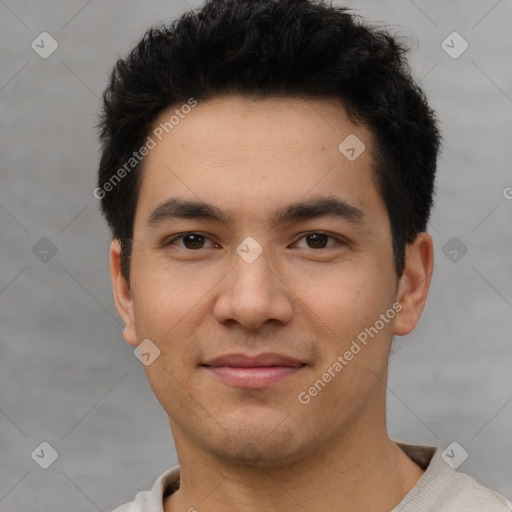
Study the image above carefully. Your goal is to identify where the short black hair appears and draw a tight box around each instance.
[97,0,441,282]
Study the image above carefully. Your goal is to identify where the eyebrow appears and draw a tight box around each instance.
[145,196,365,228]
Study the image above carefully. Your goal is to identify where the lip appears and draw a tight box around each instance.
[204,353,304,368]
[202,352,306,389]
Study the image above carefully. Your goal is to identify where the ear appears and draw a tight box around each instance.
[110,239,138,346]
[394,232,434,336]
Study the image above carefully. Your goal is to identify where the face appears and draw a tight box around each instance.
[111,95,430,468]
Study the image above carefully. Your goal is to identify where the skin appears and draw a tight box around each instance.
[110,95,434,511]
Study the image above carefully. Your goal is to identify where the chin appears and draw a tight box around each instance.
[205,426,309,470]
[224,444,302,470]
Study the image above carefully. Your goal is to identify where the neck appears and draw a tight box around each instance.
[164,423,424,512]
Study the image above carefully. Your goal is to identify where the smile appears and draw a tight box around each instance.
[202,352,306,389]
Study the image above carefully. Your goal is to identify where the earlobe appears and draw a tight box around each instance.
[393,232,434,337]
[110,239,138,346]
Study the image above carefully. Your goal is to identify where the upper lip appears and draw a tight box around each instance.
[203,353,305,368]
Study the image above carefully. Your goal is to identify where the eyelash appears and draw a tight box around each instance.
[162,232,346,250]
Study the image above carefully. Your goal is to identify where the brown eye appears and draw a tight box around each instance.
[165,233,216,250]
[294,232,342,249]
[305,233,329,248]
[182,234,206,249]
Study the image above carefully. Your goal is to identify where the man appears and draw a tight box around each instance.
[96,0,512,510]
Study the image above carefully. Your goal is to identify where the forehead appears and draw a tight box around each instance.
[134,95,382,229]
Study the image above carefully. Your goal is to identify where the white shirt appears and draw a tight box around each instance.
[110,442,512,511]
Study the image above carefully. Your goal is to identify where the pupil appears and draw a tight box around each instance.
[184,234,204,249]
[307,233,327,248]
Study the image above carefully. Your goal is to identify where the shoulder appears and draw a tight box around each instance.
[108,466,181,512]
[436,469,512,511]
[109,490,150,512]
[109,497,144,512]
[394,442,512,512]
[447,470,512,512]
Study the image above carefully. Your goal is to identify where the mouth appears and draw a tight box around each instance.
[201,353,307,389]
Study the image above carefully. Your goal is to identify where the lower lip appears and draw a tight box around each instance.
[204,366,304,389]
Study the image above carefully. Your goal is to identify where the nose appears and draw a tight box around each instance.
[212,244,294,330]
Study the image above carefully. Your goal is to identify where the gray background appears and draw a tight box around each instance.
[1,0,511,510]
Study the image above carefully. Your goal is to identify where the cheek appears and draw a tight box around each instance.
[129,249,223,334]
[291,260,394,330]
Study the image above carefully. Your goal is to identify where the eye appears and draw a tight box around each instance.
[164,232,219,250]
[162,232,344,251]
[293,232,344,249]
